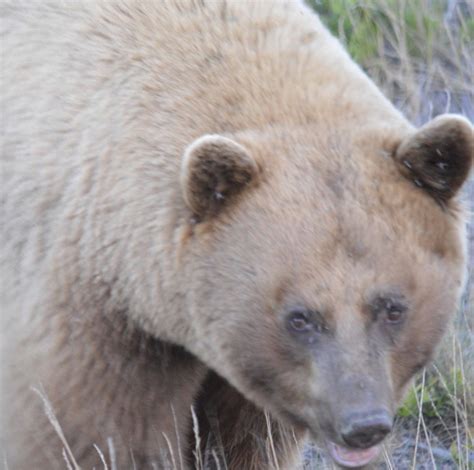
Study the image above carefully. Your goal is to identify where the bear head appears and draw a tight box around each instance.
[179,115,472,468]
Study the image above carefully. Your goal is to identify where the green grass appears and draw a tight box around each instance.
[309,0,474,123]
[309,0,474,61]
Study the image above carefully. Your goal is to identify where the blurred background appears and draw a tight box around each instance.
[303,1,473,468]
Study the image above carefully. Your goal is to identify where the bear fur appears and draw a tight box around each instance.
[1,1,472,469]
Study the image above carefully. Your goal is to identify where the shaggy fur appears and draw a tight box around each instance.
[1,1,472,469]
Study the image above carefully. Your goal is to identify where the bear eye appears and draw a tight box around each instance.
[380,298,406,325]
[286,309,326,335]
[384,303,405,324]
[288,311,311,332]
[370,295,407,326]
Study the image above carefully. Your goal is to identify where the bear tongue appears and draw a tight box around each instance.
[328,441,381,468]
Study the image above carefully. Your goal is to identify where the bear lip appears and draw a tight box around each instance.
[327,441,381,468]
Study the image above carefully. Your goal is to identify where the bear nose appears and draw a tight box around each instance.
[340,409,393,449]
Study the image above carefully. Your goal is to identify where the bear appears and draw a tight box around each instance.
[1,1,472,469]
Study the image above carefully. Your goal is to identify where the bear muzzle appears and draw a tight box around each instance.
[325,408,393,468]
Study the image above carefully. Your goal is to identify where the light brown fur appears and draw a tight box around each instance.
[1,1,472,469]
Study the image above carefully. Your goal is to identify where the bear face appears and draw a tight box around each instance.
[180,117,472,467]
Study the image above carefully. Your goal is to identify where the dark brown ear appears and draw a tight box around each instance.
[181,134,258,218]
[394,114,473,203]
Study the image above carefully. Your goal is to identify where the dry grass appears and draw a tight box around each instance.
[32,387,81,470]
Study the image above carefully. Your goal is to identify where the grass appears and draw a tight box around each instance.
[308,0,474,123]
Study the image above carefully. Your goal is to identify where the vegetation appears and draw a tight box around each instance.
[308,0,473,124]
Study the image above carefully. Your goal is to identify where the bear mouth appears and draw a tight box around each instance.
[327,441,381,468]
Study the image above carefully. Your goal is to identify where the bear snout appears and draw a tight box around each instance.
[339,408,393,449]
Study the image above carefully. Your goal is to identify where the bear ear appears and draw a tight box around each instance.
[394,114,473,203]
[181,134,259,219]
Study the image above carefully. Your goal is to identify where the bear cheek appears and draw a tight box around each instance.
[390,352,427,401]
[388,283,457,396]
[389,320,446,397]
[230,325,311,405]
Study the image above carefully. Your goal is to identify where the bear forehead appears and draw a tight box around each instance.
[239,133,464,265]
[216,162,464,300]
